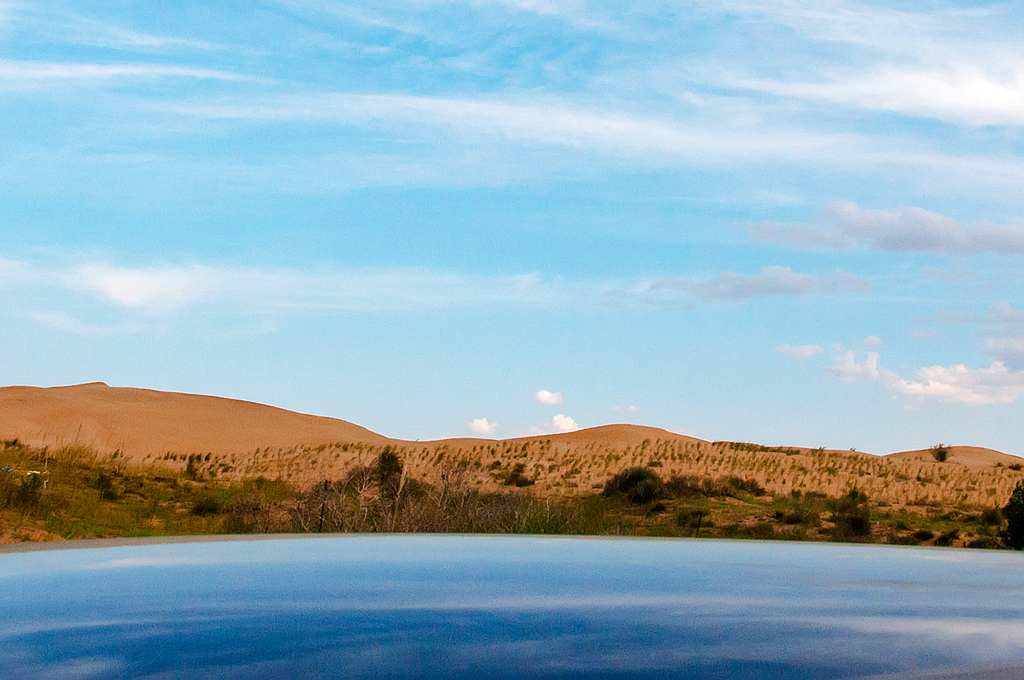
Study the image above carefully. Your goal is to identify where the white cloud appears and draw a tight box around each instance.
[52,261,569,312]
[862,335,882,347]
[746,201,1024,256]
[731,61,1024,128]
[530,413,579,434]
[826,338,1024,406]
[0,59,252,89]
[534,389,563,405]
[0,253,880,322]
[778,344,823,361]
[467,417,498,437]
[649,266,869,303]
[830,350,880,383]
[72,263,223,309]
[886,361,1024,406]
[162,91,900,170]
[610,405,640,413]
[551,414,578,432]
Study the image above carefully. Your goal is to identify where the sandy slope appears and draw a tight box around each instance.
[884,447,1023,469]
[0,383,390,456]
[2,383,1022,506]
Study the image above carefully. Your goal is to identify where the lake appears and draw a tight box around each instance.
[1,535,1022,679]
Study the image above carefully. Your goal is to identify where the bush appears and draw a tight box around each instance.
[667,475,765,499]
[604,467,666,504]
[503,463,534,487]
[931,444,949,462]
[191,493,223,516]
[828,489,871,540]
[1000,481,1024,549]
[980,506,1004,526]
[91,470,121,501]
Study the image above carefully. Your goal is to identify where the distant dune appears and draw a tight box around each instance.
[0,382,391,457]
[884,446,1023,469]
[1,382,1022,506]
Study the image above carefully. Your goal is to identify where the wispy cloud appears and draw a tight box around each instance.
[729,63,1024,128]
[746,201,1024,256]
[0,59,254,88]
[56,15,223,52]
[3,254,874,323]
[649,266,869,303]
[65,262,564,312]
[940,303,1024,371]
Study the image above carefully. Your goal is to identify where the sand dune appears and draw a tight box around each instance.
[2,382,1022,506]
[0,382,390,457]
[884,446,1023,469]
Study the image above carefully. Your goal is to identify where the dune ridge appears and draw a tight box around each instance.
[1,383,1021,506]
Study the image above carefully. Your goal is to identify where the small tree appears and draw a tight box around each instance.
[1001,481,1024,550]
[375,448,403,501]
[931,444,949,463]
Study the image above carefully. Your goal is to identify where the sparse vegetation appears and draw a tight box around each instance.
[931,444,949,463]
[0,441,1021,548]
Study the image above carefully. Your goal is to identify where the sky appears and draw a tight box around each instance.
[1,1,1023,454]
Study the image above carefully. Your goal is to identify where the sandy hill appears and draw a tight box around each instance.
[0,383,390,457]
[884,446,1023,469]
[2,383,1022,507]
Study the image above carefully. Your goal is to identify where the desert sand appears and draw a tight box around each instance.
[2,383,1021,506]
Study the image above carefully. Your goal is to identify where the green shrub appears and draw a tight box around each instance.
[191,493,223,516]
[1000,481,1024,549]
[931,444,949,462]
[980,506,1004,526]
[503,463,534,487]
[604,467,665,504]
[828,489,871,540]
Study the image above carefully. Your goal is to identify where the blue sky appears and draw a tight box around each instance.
[1,0,1023,454]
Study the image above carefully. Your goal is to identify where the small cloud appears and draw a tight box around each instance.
[778,344,823,360]
[862,335,883,347]
[552,414,579,432]
[530,414,579,434]
[611,405,641,413]
[649,266,869,303]
[534,389,563,405]
[911,330,939,341]
[466,418,498,437]
[745,201,1024,256]
[830,351,881,383]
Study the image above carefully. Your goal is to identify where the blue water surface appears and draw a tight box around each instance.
[1,535,1022,679]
